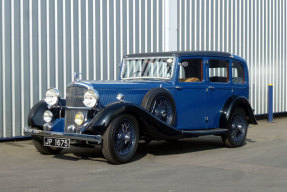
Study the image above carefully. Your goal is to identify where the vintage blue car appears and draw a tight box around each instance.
[25,51,257,164]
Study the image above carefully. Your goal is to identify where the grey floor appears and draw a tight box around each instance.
[1,117,287,192]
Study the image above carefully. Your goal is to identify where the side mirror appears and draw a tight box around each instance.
[179,61,188,68]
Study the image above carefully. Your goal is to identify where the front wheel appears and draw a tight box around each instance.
[102,114,139,164]
[222,108,248,148]
[32,136,63,155]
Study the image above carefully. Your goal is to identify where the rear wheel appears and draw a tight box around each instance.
[222,108,248,147]
[32,136,63,155]
[102,114,139,164]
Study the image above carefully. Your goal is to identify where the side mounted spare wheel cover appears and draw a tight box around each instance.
[141,88,176,126]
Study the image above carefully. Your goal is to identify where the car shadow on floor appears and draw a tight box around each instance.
[134,136,256,161]
[53,145,105,162]
[52,136,256,163]
[137,136,223,157]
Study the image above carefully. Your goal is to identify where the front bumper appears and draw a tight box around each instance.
[24,127,102,144]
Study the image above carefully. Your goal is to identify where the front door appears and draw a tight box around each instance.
[174,58,208,130]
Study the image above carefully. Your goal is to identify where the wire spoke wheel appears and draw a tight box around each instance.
[222,108,248,148]
[141,88,176,126]
[150,96,174,125]
[113,120,136,156]
[102,114,139,164]
[230,114,247,141]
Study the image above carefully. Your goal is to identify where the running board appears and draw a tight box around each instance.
[182,128,229,137]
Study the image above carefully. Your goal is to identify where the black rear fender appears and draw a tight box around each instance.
[219,96,257,128]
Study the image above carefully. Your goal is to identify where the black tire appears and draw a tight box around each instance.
[222,108,249,148]
[102,114,139,164]
[32,136,63,155]
[141,88,176,126]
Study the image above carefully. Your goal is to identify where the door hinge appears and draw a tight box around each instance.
[205,116,209,122]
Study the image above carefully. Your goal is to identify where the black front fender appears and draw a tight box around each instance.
[219,96,257,128]
[28,100,65,129]
[28,100,48,128]
[83,102,183,140]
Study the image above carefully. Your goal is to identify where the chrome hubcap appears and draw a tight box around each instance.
[124,134,131,144]
[161,110,167,118]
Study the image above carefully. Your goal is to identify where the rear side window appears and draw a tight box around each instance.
[209,59,229,83]
[232,61,245,84]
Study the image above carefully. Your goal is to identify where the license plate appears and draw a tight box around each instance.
[44,137,70,148]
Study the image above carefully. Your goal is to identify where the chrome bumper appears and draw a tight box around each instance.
[24,127,102,144]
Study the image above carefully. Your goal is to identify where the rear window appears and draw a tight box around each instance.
[232,61,245,84]
[209,59,229,83]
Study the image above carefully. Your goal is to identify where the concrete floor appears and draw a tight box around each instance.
[1,118,287,192]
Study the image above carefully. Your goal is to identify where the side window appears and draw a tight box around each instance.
[178,59,203,82]
[232,61,245,84]
[209,59,229,83]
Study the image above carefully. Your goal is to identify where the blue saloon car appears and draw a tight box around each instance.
[25,51,257,164]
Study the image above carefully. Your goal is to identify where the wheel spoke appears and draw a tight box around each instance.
[150,96,174,125]
[113,119,136,156]
[231,114,247,141]
[115,137,125,148]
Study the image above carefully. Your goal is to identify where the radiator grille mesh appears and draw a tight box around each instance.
[65,86,88,131]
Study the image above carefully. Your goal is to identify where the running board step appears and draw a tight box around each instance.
[182,128,228,137]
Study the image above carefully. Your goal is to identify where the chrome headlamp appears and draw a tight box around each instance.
[44,88,61,107]
[43,110,53,123]
[83,89,99,108]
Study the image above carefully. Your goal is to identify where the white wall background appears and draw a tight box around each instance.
[0,0,286,138]
[177,0,287,116]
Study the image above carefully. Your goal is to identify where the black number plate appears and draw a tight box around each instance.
[44,137,70,148]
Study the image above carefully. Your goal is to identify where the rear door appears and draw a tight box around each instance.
[206,58,232,128]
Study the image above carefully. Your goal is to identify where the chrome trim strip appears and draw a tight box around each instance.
[67,82,93,89]
[24,127,102,144]
[65,106,90,110]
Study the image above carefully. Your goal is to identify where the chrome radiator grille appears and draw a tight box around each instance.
[65,86,88,132]
[66,86,87,107]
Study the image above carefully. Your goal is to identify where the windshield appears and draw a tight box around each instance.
[121,57,175,80]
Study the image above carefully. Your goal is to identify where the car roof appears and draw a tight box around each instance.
[124,51,246,63]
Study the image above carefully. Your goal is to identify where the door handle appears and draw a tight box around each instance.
[208,86,215,89]
[175,86,183,89]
